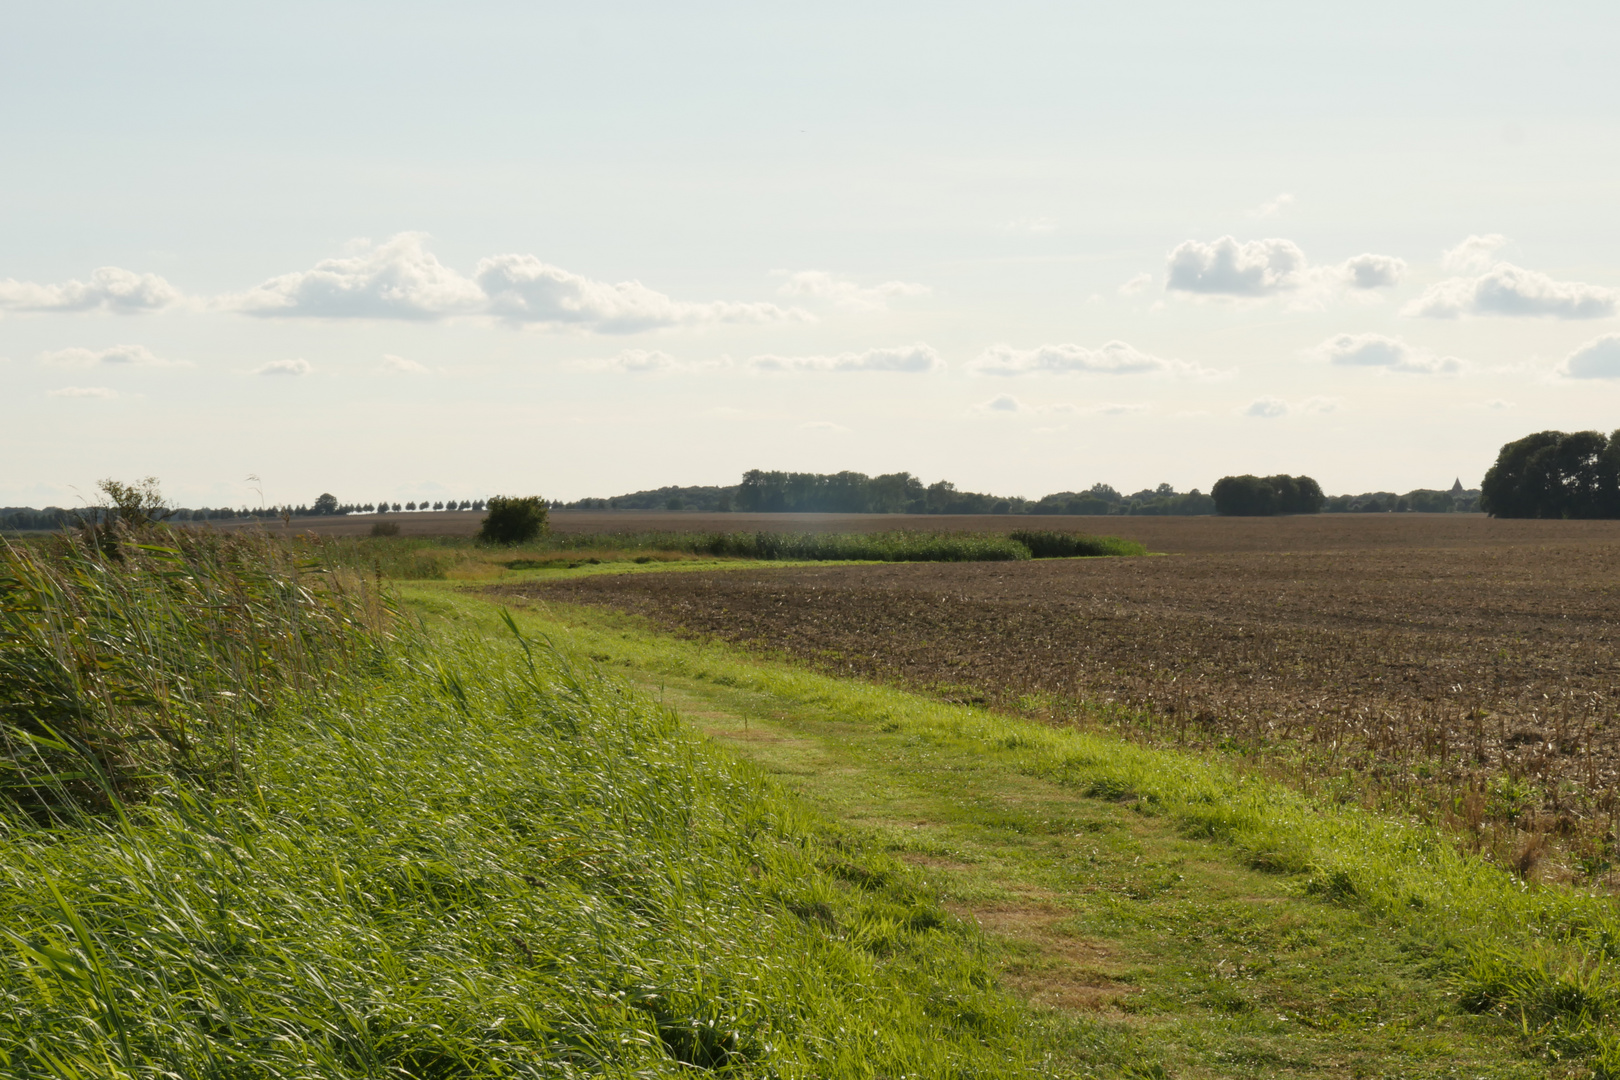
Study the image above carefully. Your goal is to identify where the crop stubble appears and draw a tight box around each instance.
[513,517,1620,872]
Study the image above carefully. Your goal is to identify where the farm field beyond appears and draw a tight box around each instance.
[514,515,1620,875]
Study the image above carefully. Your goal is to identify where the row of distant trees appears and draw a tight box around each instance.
[0,495,490,533]
[561,471,1219,516]
[556,470,1491,518]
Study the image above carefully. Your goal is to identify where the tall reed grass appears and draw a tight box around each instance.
[0,528,392,816]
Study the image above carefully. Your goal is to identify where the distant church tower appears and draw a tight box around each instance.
[1450,477,1464,495]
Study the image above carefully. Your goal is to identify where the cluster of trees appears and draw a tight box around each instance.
[1481,429,1620,518]
[1210,474,1325,516]
[559,471,1218,516]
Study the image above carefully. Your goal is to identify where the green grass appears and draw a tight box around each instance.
[10,535,1613,1076]
[0,532,1076,1077]
[487,590,1620,1076]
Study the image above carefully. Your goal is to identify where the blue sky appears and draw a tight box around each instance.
[6,1,1620,507]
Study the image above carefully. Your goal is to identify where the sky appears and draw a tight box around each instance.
[6,1,1620,508]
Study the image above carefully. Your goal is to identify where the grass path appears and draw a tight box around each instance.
[486,595,1554,1078]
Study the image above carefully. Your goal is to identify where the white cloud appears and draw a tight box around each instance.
[1164,236,1404,301]
[480,254,798,331]
[751,343,942,373]
[982,393,1025,412]
[1442,234,1509,275]
[229,233,799,331]
[1246,193,1295,219]
[1243,395,1337,418]
[1342,253,1407,289]
[48,386,117,398]
[799,420,849,432]
[1166,236,1307,296]
[380,354,430,374]
[1405,262,1619,319]
[1245,396,1289,418]
[774,271,929,311]
[0,267,181,313]
[969,340,1222,379]
[1561,334,1620,379]
[1307,332,1464,375]
[256,358,311,376]
[1119,272,1153,296]
[39,344,184,368]
[232,234,486,320]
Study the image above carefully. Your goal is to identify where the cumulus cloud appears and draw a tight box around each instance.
[1243,395,1337,418]
[1307,332,1464,375]
[1245,396,1289,418]
[0,267,181,313]
[479,255,797,331]
[751,343,942,373]
[983,394,1024,412]
[232,234,483,320]
[1119,273,1153,296]
[774,271,929,311]
[1166,237,1306,296]
[969,340,1222,379]
[1246,193,1295,219]
[256,358,311,376]
[1163,236,1404,300]
[380,354,430,374]
[1561,334,1620,379]
[48,386,117,398]
[1342,253,1406,289]
[1404,261,1619,319]
[1442,234,1509,275]
[39,344,184,368]
[230,233,799,331]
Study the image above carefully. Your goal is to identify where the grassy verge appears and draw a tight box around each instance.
[481,589,1620,1076]
[0,533,1076,1077]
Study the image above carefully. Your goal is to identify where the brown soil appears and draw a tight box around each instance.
[507,516,1620,825]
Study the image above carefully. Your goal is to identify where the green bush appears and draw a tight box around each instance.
[477,495,550,545]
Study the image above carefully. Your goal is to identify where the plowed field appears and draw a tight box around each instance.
[504,517,1620,852]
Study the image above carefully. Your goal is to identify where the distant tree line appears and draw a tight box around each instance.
[1481,429,1620,518]
[1,494,491,532]
[557,470,1218,516]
